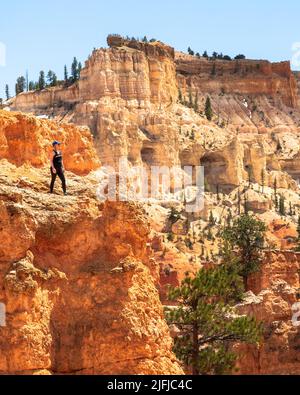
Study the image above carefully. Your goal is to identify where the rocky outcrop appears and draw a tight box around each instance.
[236,251,300,374]
[0,162,183,375]
[78,38,177,106]
[0,110,182,375]
[0,110,100,175]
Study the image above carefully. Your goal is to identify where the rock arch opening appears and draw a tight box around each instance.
[141,147,156,166]
[201,153,228,192]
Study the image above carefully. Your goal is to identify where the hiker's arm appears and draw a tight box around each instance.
[50,152,56,173]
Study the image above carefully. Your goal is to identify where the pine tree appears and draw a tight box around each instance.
[188,47,194,56]
[203,50,208,58]
[279,195,285,216]
[235,54,246,60]
[15,76,26,95]
[201,245,205,257]
[71,57,79,82]
[209,210,215,226]
[194,92,199,112]
[222,214,266,284]
[5,84,10,100]
[169,207,180,224]
[289,202,293,216]
[244,195,249,215]
[207,227,213,241]
[28,81,35,91]
[26,70,29,91]
[205,96,213,121]
[275,195,279,210]
[64,65,68,82]
[78,62,82,77]
[178,88,183,103]
[216,184,220,201]
[227,209,232,226]
[165,264,262,375]
[46,70,58,87]
[188,88,193,108]
[38,71,45,90]
[274,178,278,205]
[261,169,265,194]
[237,189,241,215]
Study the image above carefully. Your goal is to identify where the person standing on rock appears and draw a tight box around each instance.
[50,141,67,195]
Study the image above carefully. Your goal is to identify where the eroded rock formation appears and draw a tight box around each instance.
[236,251,300,374]
[0,112,182,375]
[0,110,99,175]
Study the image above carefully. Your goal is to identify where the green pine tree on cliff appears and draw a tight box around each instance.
[15,76,26,95]
[222,214,266,284]
[165,261,262,375]
[205,96,213,121]
[71,57,79,82]
[38,71,45,90]
[5,84,10,100]
[64,65,68,82]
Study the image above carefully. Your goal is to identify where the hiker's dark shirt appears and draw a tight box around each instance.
[53,150,63,170]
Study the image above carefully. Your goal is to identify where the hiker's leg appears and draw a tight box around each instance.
[50,168,57,193]
[57,169,67,194]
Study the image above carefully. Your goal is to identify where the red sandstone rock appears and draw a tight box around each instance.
[0,110,100,175]
[236,251,300,374]
[267,219,297,250]
[0,109,182,375]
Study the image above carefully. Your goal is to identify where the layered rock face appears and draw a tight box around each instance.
[236,251,300,374]
[79,36,177,105]
[0,112,182,375]
[13,84,79,114]
[176,53,298,108]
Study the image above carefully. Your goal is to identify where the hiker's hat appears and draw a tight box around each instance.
[52,140,61,146]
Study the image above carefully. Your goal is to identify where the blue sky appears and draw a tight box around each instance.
[1,0,300,98]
